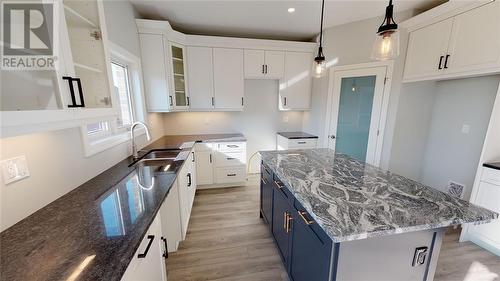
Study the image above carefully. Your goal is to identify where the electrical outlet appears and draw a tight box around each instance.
[461,124,470,134]
[1,156,30,185]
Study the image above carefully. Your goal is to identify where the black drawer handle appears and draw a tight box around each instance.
[444,54,450,69]
[227,145,239,148]
[297,141,307,144]
[227,173,237,177]
[138,235,155,258]
[438,56,444,70]
[161,237,168,259]
[192,151,195,162]
[187,173,192,187]
[226,157,236,160]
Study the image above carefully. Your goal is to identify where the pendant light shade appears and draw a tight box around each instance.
[372,0,400,60]
[312,0,326,78]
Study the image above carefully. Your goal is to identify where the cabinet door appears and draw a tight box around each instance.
[170,43,189,110]
[195,151,214,185]
[280,52,312,110]
[186,46,214,110]
[121,214,167,281]
[139,33,171,112]
[160,179,182,252]
[289,208,332,281]
[468,181,500,249]
[403,18,453,81]
[446,1,500,75]
[178,162,191,239]
[244,49,265,78]
[260,164,273,225]
[213,48,244,110]
[272,187,291,263]
[265,50,285,79]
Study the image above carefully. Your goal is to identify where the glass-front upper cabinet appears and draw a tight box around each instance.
[61,0,114,109]
[169,43,189,110]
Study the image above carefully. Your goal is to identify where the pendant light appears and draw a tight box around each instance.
[371,0,400,60]
[312,0,326,78]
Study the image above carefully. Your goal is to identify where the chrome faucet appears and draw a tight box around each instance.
[131,121,151,160]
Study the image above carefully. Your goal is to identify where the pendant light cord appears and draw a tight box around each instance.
[319,0,325,48]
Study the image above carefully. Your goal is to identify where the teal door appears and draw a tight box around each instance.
[327,67,386,165]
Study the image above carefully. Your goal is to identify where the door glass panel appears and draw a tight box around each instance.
[335,76,376,162]
[63,0,112,108]
[171,45,187,106]
[1,70,61,110]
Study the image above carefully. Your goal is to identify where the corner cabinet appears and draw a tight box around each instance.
[403,1,500,82]
[1,0,118,137]
[279,52,313,110]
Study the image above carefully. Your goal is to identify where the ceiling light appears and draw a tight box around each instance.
[288,7,295,13]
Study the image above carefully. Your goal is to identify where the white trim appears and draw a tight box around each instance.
[323,61,394,167]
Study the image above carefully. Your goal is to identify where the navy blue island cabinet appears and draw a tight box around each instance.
[260,162,335,281]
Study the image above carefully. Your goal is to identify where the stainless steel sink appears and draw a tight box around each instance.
[136,158,182,173]
[143,149,182,160]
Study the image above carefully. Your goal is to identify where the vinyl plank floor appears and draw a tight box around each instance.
[167,184,500,281]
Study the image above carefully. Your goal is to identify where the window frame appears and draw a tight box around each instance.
[80,41,148,157]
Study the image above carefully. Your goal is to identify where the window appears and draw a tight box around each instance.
[111,62,134,127]
[80,42,147,157]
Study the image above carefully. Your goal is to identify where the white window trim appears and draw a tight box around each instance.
[80,41,149,157]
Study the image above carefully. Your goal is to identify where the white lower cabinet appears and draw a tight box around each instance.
[160,179,182,252]
[177,151,197,239]
[195,145,214,185]
[121,214,167,281]
[466,167,500,255]
[276,135,317,150]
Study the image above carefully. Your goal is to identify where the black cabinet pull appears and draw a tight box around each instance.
[209,153,212,163]
[211,97,215,106]
[265,64,268,74]
[192,151,195,162]
[63,76,85,108]
[241,97,244,106]
[227,144,239,148]
[186,96,190,106]
[438,56,444,70]
[161,237,168,259]
[187,173,192,187]
[284,97,287,106]
[138,235,155,258]
[297,141,306,144]
[169,95,173,106]
[444,54,450,69]
[262,64,265,74]
[227,173,237,177]
[226,157,235,160]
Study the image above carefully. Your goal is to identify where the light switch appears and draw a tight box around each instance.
[1,156,30,185]
[461,124,470,134]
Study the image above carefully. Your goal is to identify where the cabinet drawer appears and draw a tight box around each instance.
[287,139,317,149]
[215,166,246,183]
[481,167,500,186]
[215,142,246,152]
[214,151,246,167]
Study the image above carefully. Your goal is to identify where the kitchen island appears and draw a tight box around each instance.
[259,149,498,281]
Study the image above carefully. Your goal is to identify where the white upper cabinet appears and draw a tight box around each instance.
[404,18,454,81]
[279,52,312,110]
[244,50,284,79]
[213,48,245,110]
[403,1,500,82]
[186,46,214,110]
[446,1,500,75]
[139,33,171,112]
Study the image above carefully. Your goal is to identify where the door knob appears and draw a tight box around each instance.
[329,135,336,139]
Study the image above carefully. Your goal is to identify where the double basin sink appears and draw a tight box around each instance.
[132,149,184,173]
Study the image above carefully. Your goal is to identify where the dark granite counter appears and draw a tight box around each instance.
[277,131,318,139]
[260,149,498,243]
[0,134,244,281]
[483,162,500,170]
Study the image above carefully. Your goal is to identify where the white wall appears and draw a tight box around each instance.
[420,76,499,200]
[302,10,416,170]
[162,80,304,173]
[0,1,164,231]
[388,81,436,181]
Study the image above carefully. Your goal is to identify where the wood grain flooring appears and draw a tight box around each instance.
[167,183,500,281]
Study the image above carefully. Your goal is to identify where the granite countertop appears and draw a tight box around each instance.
[277,131,318,139]
[260,149,498,243]
[0,134,245,281]
[483,162,500,170]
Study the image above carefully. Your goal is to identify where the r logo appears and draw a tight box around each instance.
[2,3,53,56]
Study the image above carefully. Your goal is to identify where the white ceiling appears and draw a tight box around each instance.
[131,0,445,41]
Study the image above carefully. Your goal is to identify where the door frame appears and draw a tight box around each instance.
[323,61,394,167]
